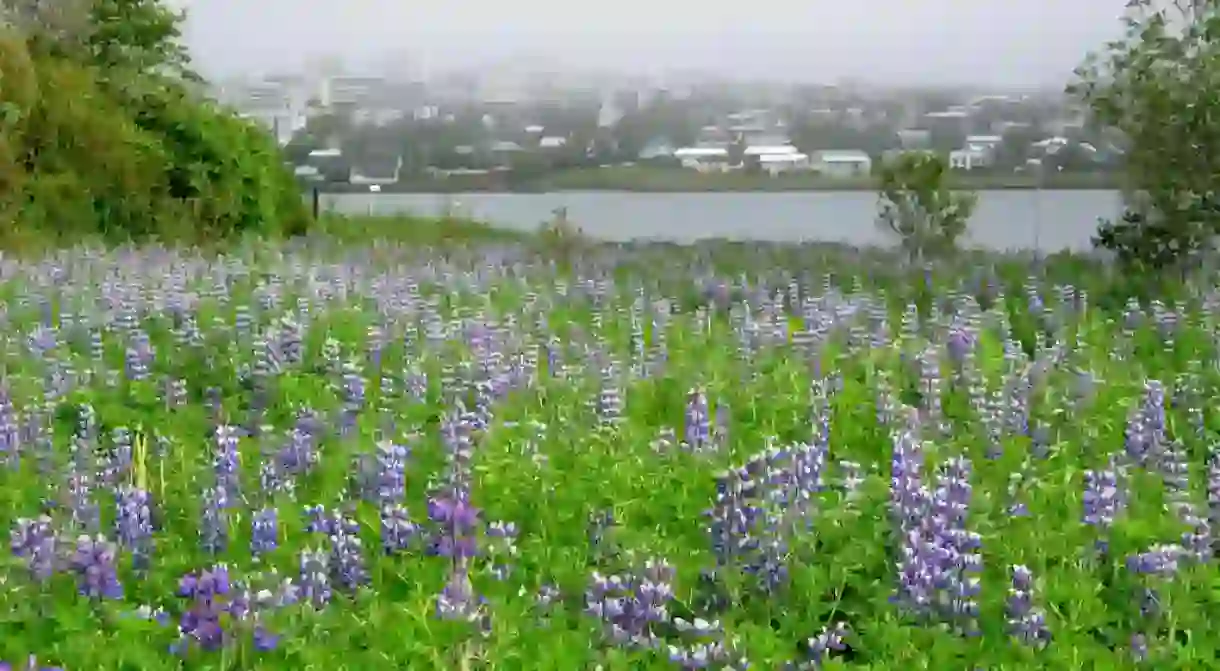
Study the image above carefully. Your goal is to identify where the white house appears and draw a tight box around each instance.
[965,135,1003,148]
[743,144,799,157]
[638,139,676,161]
[758,152,810,176]
[673,147,731,172]
[349,155,403,185]
[949,147,992,170]
[813,150,872,178]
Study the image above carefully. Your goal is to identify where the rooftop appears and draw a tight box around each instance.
[673,147,729,158]
[743,145,799,156]
[815,150,871,163]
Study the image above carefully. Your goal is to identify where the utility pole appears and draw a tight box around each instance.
[1034,161,1044,253]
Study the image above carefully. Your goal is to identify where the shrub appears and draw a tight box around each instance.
[1071,0,1220,279]
[0,0,310,248]
[875,152,977,265]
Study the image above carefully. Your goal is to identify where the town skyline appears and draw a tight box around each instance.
[178,0,1131,89]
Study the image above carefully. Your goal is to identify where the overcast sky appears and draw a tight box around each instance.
[179,0,1131,87]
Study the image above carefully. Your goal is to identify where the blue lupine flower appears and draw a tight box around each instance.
[250,507,278,558]
[11,516,57,583]
[69,534,122,600]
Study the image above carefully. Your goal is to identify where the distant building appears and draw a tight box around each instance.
[948,136,1003,170]
[949,146,992,170]
[696,125,732,147]
[322,75,385,108]
[303,148,349,182]
[743,145,800,158]
[896,129,932,150]
[352,108,405,127]
[349,156,403,185]
[758,152,811,176]
[813,150,872,178]
[1031,136,1071,155]
[638,139,676,161]
[743,144,809,175]
[964,135,1004,148]
[673,147,731,172]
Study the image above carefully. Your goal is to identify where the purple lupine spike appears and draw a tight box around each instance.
[684,388,711,452]
[68,534,123,600]
[1006,565,1050,647]
[175,565,233,652]
[11,516,57,583]
[297,548,331,609]
[250,507,278,558]
[114,485,154,571]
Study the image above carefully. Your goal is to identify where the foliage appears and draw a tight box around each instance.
[1070,0,1220,276]
[876,152,977,263]
[534,206,590,262]
[612,99,698,159]
[1,236,1219,668]
[789,118,900,158]
[0,0,310,247]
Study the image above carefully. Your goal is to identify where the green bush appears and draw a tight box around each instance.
[0,0,310,249]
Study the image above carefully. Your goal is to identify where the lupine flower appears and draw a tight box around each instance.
[0,384,20,469]
[796,621,850,668]
[297,548,331,608]
[199,485,228,555]
[684,388,712,451]
[329,519,369,591]
[114,485,154,571]
[250,507,278,558]
[68,534,122,600]
[1127,544,1186,578]
[584,559,676,649]
[436,565,486,626]
[427,491,480,560]
[174,565,235,652]
[1006,565,1050,647]
[212,424,241,501]
[374,439,409,504]
[380,503,420,554]
[11,516,57,583]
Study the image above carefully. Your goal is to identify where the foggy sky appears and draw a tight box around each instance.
[179,0,1131,87]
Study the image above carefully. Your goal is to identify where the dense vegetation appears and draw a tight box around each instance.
[0,0,309,248]
[1,1,1220,670]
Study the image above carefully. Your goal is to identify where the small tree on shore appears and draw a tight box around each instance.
[1070,0,1220,278]
[875,152,977,264]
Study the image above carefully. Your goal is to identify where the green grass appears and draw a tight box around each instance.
[305,166,1120,194]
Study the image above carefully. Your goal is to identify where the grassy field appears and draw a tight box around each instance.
[312,167,1120,194]
[0,217,1215,669]
[534,166,1120,192]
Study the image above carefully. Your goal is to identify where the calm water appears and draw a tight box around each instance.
[321,190,1122,251]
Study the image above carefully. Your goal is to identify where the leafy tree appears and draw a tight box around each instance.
[1070,0,1220,276]
[1042,143,1098,173]
[0,0,311,246]
[85,0,194,77]
[875,152,977,264]
[790,119,898,157]
[993,125,1041,169]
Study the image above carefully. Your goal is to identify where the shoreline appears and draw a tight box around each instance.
[308,168,1120,195]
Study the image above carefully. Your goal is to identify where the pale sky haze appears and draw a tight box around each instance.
[179,0,1131,87]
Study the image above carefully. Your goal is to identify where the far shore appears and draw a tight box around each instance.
[307,167,1120,195]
